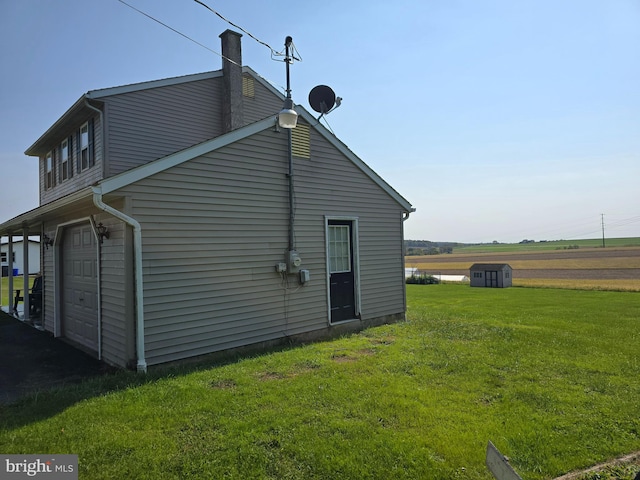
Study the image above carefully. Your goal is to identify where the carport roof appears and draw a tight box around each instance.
[0,187,94,236]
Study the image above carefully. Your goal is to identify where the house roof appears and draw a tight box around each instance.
[469,263,512,271]
[24,67,264,156]
[3,67,413,235]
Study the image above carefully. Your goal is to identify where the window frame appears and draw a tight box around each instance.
[61,138,70,181]
[79,122,89,171]
[324,216,361,325]
[45,151,54,189]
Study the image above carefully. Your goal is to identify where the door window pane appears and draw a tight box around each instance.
[329,225,351,273]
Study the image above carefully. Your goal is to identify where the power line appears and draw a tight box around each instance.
[193,0,278,56]
[116,0,241,67]
[193,0,303,63]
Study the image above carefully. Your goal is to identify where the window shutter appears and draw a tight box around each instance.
[52,148,57,187]
[68,135,74,178]
[88,118,95,168]
[76,129,81,173]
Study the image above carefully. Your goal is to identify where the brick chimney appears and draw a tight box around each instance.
[219,29,243,133]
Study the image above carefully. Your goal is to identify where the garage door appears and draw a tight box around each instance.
[61,223,98,353]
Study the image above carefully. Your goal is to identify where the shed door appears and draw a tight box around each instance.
[61,224,98,353]
[328,220,356,323]
[485,271,498,288]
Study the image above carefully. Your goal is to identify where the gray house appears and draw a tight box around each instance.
[0,31,414,371]
[469,264,513,288]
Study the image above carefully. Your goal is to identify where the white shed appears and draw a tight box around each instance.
[1,238,41,276]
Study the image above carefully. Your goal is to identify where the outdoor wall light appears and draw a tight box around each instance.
[96,223,110,243]
[42,233,54,250]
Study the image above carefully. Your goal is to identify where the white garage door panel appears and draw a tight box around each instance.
[62,224,98,353]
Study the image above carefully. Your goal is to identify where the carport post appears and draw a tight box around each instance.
[22,228,30,321]
[7,236,13,314]
[0,235,2,309]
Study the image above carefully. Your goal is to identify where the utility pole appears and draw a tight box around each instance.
[601,213,605,248]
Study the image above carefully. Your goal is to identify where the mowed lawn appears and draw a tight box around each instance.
[1,285,639,479]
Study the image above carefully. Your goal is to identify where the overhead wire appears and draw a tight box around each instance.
[193,0,302,64]
[117,0,241,66]
[193,0,279,56]
[116,0,299,95]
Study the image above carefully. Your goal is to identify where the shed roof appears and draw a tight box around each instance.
[469,263,512,271]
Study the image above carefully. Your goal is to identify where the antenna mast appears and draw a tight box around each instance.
[601,213,605,248]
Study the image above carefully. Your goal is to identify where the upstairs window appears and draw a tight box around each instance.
[80,123,89,171]
[45,151,54,189]
[61,138,70,180]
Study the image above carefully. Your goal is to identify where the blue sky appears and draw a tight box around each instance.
[1,0,638,243]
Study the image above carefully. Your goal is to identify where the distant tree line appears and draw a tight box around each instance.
[405,240,462,256]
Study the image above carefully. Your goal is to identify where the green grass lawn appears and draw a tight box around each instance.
[0,276,35,309]
[1,285,639,479]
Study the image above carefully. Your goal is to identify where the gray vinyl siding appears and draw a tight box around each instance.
[116,122,406,365]
[104,78,223,176]
[42,226,55,333]
[40,113,103,206]
[242,73,283,125]
[93,202,134,367]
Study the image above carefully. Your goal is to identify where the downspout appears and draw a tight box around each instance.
[92,187,147,373]
[90,218,103,361]
[401,208,416,319]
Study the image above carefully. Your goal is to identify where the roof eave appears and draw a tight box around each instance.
[24,96,104,157]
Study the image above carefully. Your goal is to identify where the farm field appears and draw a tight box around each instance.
[406,246,640,291]
[453,237,640,253]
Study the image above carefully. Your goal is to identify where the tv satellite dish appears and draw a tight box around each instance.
[309,85,336,114]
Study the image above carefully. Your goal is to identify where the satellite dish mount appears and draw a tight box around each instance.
[309,85,341,119]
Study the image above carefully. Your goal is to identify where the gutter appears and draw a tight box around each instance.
[403,208,416,222]
[92,187,147,373]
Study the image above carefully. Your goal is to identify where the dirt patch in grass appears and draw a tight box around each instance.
[554,451,640,480]
[331,353,358,363]
[210,379,237,389]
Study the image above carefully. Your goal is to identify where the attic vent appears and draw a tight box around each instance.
[242,76,255,98]
[292,123,310,159]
